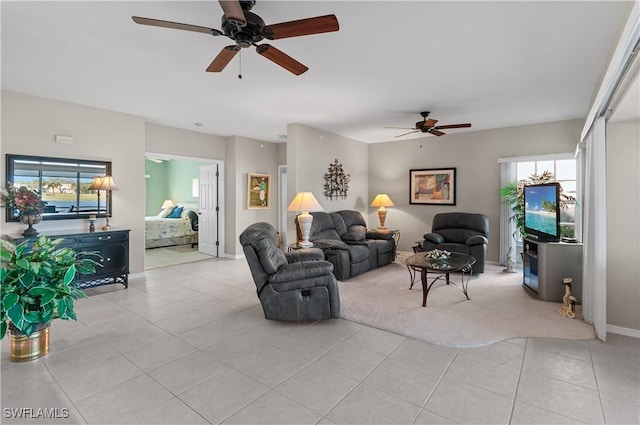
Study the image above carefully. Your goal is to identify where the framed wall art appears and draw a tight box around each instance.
[247,173,270,209]
[409,168,456,205]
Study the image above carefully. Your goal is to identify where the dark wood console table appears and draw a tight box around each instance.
[4,228,130,289]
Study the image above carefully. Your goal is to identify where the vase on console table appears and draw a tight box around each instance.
[20,213,41,237]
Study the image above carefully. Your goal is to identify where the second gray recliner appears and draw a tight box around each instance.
[421,212,489,273]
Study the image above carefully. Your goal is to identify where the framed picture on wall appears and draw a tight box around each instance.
[248,173,271,209]
[409,168,456,205]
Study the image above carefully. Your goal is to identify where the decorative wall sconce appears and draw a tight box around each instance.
[323,159,351,200]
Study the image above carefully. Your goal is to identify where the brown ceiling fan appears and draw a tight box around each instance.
[386,111,472,137]
[132,0,339,76]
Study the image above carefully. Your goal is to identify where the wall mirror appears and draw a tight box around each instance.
[5,154,113,221]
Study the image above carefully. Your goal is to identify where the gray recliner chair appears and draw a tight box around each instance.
[239,222,340,321]
[421,212,489,273]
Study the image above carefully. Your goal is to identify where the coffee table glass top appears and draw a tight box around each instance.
[404,252,476,272]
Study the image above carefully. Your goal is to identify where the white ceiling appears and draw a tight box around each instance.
[1,1,633,143]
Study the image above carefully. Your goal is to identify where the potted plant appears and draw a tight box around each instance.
[0,184,47,237]
[0,236,99,361]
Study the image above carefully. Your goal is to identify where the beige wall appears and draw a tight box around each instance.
[225,136,279,257]
[145,122,226,158]
[1,91,147,274]
[285,123,369,245]
[606,119,640,331]
[369,119,583,261]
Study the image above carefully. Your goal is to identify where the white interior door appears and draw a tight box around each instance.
[199,163,224,256]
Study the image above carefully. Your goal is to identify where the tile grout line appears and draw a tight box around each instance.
[587,339,608,424]
[507,337,528,424]
[411,347,461,425]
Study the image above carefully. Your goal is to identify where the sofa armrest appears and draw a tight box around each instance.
[341,231,366,242]
[285,248,325,263]
[466,235,488,246]
[312,239,349,250]
[269,260,334,283]
[365,230,393,240]
[423,232,445,244]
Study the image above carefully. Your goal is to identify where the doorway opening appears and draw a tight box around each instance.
[144,152,224,270]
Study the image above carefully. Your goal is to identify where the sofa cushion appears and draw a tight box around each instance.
[347,244,369,263]
[336,210,368,239]
[309,212,342,241]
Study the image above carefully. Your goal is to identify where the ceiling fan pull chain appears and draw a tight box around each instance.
[238,49,242,79]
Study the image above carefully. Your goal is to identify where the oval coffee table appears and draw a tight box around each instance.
[403,252,476,307]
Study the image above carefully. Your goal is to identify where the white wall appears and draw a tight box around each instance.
[369,119,583,261]
[606,119,640,331]
[1,91,146,274]
[286,123,369,245]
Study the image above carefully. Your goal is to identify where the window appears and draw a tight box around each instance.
[6,154,113,221]
[516,158,577,239]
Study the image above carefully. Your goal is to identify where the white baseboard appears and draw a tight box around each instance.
[607,324,640,338]
[129,272,145,281]
[225,253,245,260]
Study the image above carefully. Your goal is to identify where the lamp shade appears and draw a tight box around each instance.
[88,176,118,191]
[161,200,174,209]
[370,194,394,208]
[287,192,324,213]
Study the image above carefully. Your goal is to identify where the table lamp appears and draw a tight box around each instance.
[288,192,323,247]
[370,193,394,231]
[88,175,118,230]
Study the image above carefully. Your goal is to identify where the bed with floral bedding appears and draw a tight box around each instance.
[145,204,198,249]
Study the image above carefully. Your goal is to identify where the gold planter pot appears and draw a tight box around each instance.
[10,325,50,362]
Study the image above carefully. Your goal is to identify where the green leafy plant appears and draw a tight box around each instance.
[0,236,100,339]
[500,170,575,239]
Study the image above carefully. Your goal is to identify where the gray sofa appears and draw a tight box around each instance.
[298,210,396,280]
[420,212,489,273]
[239,222,340,321]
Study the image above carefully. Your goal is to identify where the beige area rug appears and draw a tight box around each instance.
[338,257,595,348]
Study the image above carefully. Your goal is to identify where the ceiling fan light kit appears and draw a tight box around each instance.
[133,0,339,76]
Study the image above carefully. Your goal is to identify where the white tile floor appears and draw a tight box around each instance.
[1,257,639,425]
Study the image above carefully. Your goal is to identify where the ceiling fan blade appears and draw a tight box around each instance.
[434,123,472,130]
[416,118,438,129]
[424,119,439,128]
[218,0,246,26]
[395,130,419,138]
[132,16,221,35]
[428,129,446,136]
[206,45,240,72]
[263,15,339,40]
[256,44,308,75]
[385,126,415,130]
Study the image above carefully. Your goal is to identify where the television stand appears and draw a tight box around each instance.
[522,237,583,303]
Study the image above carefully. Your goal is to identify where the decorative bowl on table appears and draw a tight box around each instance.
[424,249,451,269]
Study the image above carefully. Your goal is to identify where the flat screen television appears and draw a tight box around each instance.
[523,182,561,242]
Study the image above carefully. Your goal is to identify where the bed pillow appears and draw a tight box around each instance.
[158,206,174,218]
[167,206,184,218]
